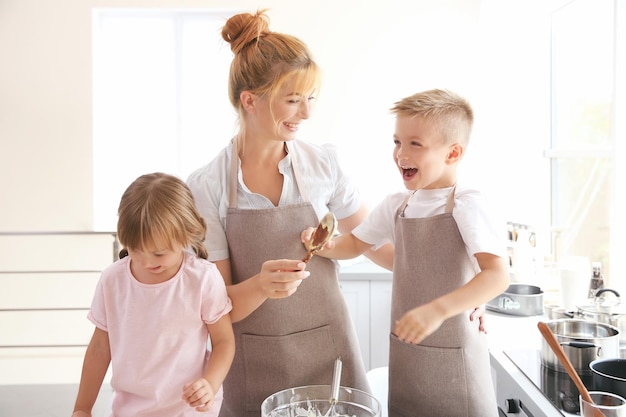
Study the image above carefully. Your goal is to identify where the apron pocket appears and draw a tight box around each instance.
[388,334,468,417]
[242,325,337,413]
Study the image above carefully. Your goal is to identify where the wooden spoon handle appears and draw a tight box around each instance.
[537,322,604,416]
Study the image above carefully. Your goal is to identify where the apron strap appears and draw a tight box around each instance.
[396,185,457,218]
[228,138,239,209]
[444,184,457,214]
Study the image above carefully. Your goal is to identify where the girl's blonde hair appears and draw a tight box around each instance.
[221,9,321,140]
[117,172,208,260]
[390,89,474,147]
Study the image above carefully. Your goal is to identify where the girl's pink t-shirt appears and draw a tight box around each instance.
[88,252,232,417]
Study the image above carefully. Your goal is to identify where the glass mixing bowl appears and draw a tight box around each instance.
[261,385,381,417]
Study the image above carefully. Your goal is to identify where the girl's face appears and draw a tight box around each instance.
[254,84,316,142]
[392,115,459,191]
[127,241,184,284]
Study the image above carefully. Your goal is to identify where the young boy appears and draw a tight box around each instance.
[302,89,509,416]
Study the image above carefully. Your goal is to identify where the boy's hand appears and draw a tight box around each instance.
[71,412,91,417]
[182,378,215,412]
[394,303,445,345]
[301,227,335,251]
[470,305,487,334]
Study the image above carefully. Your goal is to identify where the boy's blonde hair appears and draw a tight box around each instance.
[117,172,208,260]
[222,9,321,139]
[390,89,474,146]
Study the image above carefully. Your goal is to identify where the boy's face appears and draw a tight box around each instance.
[392,115,462,191]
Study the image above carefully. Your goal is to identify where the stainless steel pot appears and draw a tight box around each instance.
[486,284,543,316]
[577,289,626,344]
[590,358,626,399]
[541,319,620,375]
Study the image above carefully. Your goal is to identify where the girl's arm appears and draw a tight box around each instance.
[182,314,236,411]
[72,327,111,417]
[203,314,235,394]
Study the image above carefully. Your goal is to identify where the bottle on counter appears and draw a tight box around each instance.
[588,262,605,299]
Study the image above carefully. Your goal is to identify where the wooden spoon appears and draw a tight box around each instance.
[537,321,605,417]
[302,212,337,263]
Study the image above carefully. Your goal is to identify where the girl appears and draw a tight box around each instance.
[72,172,235,417]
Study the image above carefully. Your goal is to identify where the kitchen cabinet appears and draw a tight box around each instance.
[0,232,117,385]
[338,261,392,371]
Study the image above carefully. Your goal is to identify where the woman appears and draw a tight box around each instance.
[187,9,392,417]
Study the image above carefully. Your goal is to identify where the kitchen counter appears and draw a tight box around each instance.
[487,311,578,417]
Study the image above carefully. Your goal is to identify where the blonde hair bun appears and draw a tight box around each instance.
[222,9,270,54]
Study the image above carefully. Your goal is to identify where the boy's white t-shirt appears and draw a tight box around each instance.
[88,252,232,417]
[352,184,507,272]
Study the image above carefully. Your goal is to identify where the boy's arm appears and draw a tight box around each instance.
[395,253,509,344]
[305,232,373,260]
[72,327,111,417]
[334,204,394,270]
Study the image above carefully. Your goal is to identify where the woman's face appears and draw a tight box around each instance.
[254,83,317,141]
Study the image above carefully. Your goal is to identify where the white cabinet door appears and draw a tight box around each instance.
[339,280,370,370]
[370,281,392,369]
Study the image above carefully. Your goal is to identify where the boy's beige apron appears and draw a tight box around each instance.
[218,140,369,417]
[388,187,497,417]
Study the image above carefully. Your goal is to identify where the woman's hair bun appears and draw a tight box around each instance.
[222,9,271,54]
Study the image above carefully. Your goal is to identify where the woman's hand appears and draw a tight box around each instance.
[258,259,310,299]
[71,411,91,417]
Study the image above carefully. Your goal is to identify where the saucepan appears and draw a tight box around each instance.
[578,289,626,346]
[591,358,626,400]
[486,284,544,316]
[541,319,620,375]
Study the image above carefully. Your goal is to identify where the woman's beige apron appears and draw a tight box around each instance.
[218,141,369,417]
[388,187,497,417]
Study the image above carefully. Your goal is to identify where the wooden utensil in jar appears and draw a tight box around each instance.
[537,321,605,417]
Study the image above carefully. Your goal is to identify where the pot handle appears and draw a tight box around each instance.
[595,288,622,309]
[562,341,596,349]
[596,288,621,298]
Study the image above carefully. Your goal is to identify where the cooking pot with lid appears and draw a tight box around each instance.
[577,289,626,344]
[541,319,620,375]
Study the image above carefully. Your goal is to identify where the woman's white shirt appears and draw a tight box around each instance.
[187,139,361,262]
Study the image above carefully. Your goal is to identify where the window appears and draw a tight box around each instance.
[547,0,619,281]
[92,9,237,231]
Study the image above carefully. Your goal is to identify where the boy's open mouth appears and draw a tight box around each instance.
[402,168,417,180]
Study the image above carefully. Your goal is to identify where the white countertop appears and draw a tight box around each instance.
[486,310,578,417]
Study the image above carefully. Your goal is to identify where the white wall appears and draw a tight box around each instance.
[0,0,557,233]
[0,0,560,384]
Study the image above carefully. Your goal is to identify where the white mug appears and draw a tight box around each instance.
[559,256,590,310]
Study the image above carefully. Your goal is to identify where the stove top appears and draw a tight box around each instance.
[504,349,592,415]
